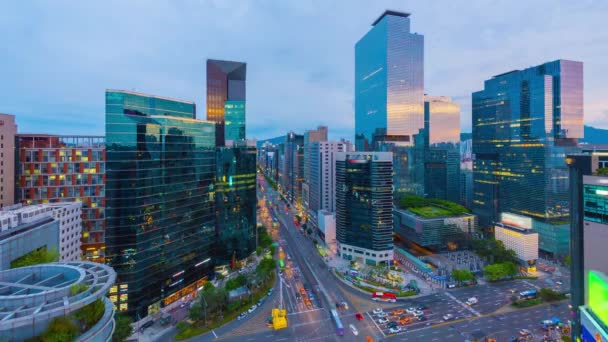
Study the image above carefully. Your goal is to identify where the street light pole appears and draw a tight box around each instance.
[200,293,208,325]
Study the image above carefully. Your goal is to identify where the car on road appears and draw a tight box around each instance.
[406,307,416,314]
[443,314,454,321]
[341,302,349,310]
[140,320,154,332]
[556,281,563,286]
[355,313,364,321]
[248,304,257,313]
[417,315,427,321]
[373,308,384,315]
[416,304,428,310]
[413,310,424,317]
[388,326,402,334]
[377,311,387,318]
[519,329,532,336]
[349,324,359,336]
[378,317,389,324]
[296,293,301,300]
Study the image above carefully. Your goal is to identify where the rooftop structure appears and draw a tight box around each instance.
[0,262,116,341]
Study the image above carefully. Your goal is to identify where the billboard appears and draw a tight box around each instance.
[588,270,608,327]
[500,212,532,229]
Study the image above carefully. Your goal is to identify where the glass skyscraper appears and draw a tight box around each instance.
[224,100,246,142]
[105,90,216,318]
[206,59,246,146]
[472,60,583,250]
[214,144,257,265]
[355,10,424,151]
[335,152,393,266]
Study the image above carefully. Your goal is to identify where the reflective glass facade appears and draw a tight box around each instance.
[214,145,257,265]
[335,152,393,264]
[472,60,583,229]
[105,90,216,318]
[424,96,460,146]
[15,135,106,261]
[206,59,246,146]
[224,100,246,142]
[355,11,424,150]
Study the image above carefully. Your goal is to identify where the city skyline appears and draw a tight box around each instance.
[1,1,606,141]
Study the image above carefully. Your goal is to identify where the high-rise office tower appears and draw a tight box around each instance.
[214,142,257,265]
[423,96,461,202]
[307,141,352,229]
[424,96,460,147]
[282,132,304,207]
[472,60,583,258]
[206,59,246,146]
[335,152,393,265]
[567,153,608,341]
[355,10,424,151]
[15,134,106,261]
[302,126,328,218]
[105,90,216,318]
[0,114,16,208]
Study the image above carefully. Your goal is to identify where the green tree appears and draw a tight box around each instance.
[256,246,263,257]
[539,288,561,302]
[42,316,78,342]
[112,312,133,342]
[10,247,59,268]
[451,269,475,285]
[189,301,204,321]
[564,255,571,267]
[503,261,518,278]
[270,245,277,255]
[225,274,248,291]
[74,299,105,329]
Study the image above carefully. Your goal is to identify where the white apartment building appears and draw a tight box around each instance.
[47,202,82,261]
[308,141,353,229]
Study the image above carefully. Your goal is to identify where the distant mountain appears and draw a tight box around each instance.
[582,125,608,144]
[256,135,285,148]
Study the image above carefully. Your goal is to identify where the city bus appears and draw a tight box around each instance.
[372,292,397,303]
[330,309,344,336]
[519,289,538,299]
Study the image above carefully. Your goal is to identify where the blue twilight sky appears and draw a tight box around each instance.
[1,0,607,141]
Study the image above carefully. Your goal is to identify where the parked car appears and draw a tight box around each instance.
[237,312,247,320]
[387,321,398,328]
[372,308,383,315]
[389,326,402,334]
[378,317,389,324]
[355,313,364,321]
[377,311,387,318]
[248,304,257,313]
[349,324,359,336]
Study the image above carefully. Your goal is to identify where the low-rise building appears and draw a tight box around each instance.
[0,262,116,341]
[0,205,60,270]
[317,209,336,248]
[394,206,477,250]
[494,212,538,272]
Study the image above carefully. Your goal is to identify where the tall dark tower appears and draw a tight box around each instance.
[206,59,247,146]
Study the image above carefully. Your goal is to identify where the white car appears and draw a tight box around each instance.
[349,324,359,336]
[377,311,387,318]
[378,317,389,324]
[341,302,349,310]
[406,307,416,314]
[248,304,257,313]
[373,308,384,314]
[414,310,424,317]
[389,326,402,334]
[443,314,454,321]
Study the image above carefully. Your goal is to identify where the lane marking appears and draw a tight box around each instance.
[366,311,386,337]
[443,292,481,317]
[212,329,218,338]
[287,308,324,316]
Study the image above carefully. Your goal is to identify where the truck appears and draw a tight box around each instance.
[371,292,397,303]
[465,297,478,305]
